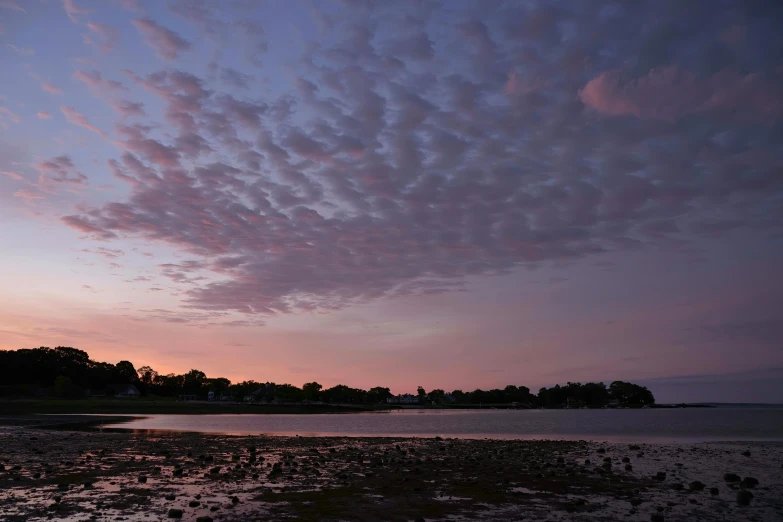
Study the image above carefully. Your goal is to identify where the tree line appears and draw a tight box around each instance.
[0,346,655,407]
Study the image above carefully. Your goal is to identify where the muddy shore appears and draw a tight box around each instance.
[1,416,781,521]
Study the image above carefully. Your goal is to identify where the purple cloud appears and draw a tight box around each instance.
[132,18,191,60]
[60,106,106,137]
[52,0,783,323]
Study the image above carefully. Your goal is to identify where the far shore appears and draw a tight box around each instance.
[0,398,726,416]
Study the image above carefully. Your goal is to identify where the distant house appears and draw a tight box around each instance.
[387,393,419,404]
[208,391,215,401]
[110,384,140,398]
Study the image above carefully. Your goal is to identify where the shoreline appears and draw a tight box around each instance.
[1,418,782,521]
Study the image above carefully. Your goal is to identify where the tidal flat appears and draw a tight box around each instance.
[1,416,781,521]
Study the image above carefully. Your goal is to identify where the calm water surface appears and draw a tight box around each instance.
[103,408,783,442]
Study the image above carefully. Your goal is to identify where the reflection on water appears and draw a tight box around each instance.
[103,408,783,442]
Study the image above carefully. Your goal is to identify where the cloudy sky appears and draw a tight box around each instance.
[1,0,782,402]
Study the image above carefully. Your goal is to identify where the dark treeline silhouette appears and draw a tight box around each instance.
[0,346,655,407]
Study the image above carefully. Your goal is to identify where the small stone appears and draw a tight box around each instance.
[741,450,751,457]
[689,481,706,491]
[736,489,754,506]
[165,495,176,501]
[622,457,630,463]
[195,494,201,500]
[138,475,147,483]
[189,500,200,507]
[625,464,633,471]
[231,496,239,504]
[655,472,666,481]
[167,508,184,518]
[740,477,759,488]
[651,515,664,522]
[709,487,719,496]
[723,473,741,482]
[196,517,213,522]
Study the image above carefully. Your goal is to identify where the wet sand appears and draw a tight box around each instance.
[1,416,781,521]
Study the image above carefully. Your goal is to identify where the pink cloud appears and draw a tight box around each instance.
[61,106,107,138]
[86,22,119,53]
[14,188,44,203]
[579,67,783,121]
[74,70,126,93]
[132,18,191,61]
[2,170,23,180]
[61,215,117,239]
[42,82,62,95]
[63,0,91,23]
[0,106,21,123]
[37,111,52,119]
[112,100,145,119]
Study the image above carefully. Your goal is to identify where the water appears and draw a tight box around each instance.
[102,407,783,442]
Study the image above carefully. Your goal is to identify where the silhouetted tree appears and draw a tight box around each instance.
[302,382,323,401]
[367,386,392,403]
[115,361,138,384]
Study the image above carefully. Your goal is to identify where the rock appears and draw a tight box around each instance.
[195,494,201,500]
[736,489,754,506]
[622,457,630,463]
[651,515,665,522]
[231,496,239,504]
[53,496,62,503]
[165,495,176,501]
[654,472,666,481]
[415,517,426,522]
[723,473,741,482]
[196,517,213,522]
[709,487,719,496]
[740,477,759,488]
[671,483,683,491]
[210,506,219,512]
[597,448,606,454]
[189,500,200,507]
[689,481,706,491]
[210,466,221,474]
[630,498,643,507]
[741,450,751,457]
[625,464,633,471]
[629,444,641,450]
[584,459,591,465]
[167,509,184,518]
[138,475,147,483]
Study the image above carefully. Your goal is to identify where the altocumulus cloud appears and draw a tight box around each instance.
[60,0,783,319]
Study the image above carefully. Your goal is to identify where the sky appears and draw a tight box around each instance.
[1,0,782,403]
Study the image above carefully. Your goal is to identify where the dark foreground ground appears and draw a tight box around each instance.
[0,416,781,521]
